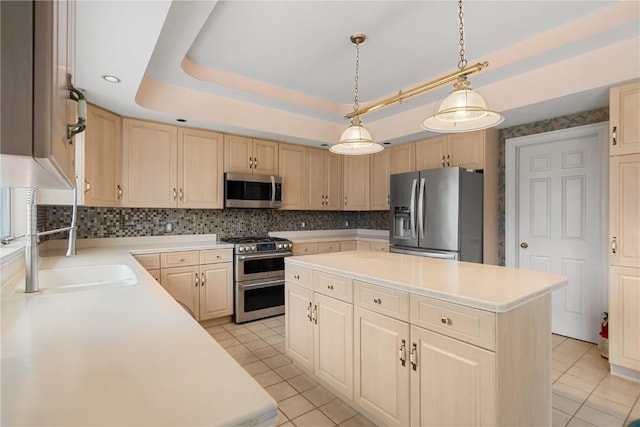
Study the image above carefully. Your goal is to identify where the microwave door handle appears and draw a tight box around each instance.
[271,175,276,206]
[409,178,417,238]
[418,177,426,239]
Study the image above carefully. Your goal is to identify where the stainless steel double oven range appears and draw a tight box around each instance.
[222,237,293,323]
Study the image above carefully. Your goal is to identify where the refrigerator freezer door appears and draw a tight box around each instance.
[389,172,419,247]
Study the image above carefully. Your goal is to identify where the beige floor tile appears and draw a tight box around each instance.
[255,328,279,338]
[211,331,233,341]
[233,351,260,366]
[288,374,318,393]
[553,334,568,348]
[222,322,246,331]
[247,322,269,333]
[575,405,625,427]
[553,392,582,415]
[552,408,572,427]
[291,408,335,427]
[245,338,271,351]
[556,373,599,394]
[253,346,280,360]
[236,332,261,343]
[279,423,295,427]
[556,338,593,354]
[585,393,633,420]
[243,360,271,376]
[553,369,566,382]
[553,358,573,373]
[225,344,250,356]
[553,351,582,365]
[264,318,282,328]
[338,414,377,427]
[303,384,336,407]
[599,376,640,397]
[273,342,286,353]
[276,409,289,426]
[229,326,253,337]
[592,381,639,407]
[253,370,284,388]
[265,381,299,402]
[275,364,303,380]
[566,417,598,427]
[278,394,315,420]
[320,398,358,424]
[566,365,608,384]
[272,325,286,335]
[553,382,591,404]
[205,324,226,334]
[264,354,292,369]
[628,406,640,424]
[217,337,241,348]
[264,335,286,345]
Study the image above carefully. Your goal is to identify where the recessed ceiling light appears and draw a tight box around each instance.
[176,118,187,123]
[102,75,121,83]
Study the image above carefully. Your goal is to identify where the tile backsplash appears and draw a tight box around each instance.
[38,206,389,240]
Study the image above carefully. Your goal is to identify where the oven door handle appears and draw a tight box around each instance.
[239,280,284,290]
[237,253,291,260]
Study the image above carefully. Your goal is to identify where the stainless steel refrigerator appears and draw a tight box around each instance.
[389,167,483,262]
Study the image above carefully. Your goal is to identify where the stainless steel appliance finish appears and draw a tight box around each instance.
[389,167,483,262]
[224,236,292,323]
[224,173,282,209]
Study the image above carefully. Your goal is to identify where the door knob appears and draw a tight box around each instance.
[520,242,529,249]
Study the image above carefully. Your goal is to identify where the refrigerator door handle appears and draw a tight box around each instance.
[417,177,426,239]
[409,178,417,238]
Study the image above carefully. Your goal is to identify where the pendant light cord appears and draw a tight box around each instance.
[458,0,467,70]
[353,41,360,112]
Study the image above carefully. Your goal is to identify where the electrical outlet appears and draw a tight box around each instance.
[164,222,172,233]
[301,221,306,229]
[344,221,349,228]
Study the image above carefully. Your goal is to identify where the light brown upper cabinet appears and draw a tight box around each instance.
[416,131,489,171]
[610,81,640,156]
[306,148,343,210]
[279,143,306,210]
[370,149,390,210]
[390,143,416,174]
[122,118,223,209]
[83,104,122,207]
[224,134,278,175]
[343,155,370,211]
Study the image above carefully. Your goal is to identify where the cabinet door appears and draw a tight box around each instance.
[199,263,233,321]
[224,134,253,174]
[448,131,485,170]
[306,148,325,210]
[415,137,447,170]
[160,266,199,319]
[178,128,224,209]
[279,144,307,209]
[84,104,122,207]
[354,307,410,426]
[610,81,640,156]
[610,154,640,268]
[343,155,370,210]
[253,139,279,175]
[285,282,314,371]
[314,293,353,400]
[390,143,416,174]
[122,119,178,208]
[370,149,390,210]
[325,152,343,210]
[609,266,640,371]
[410,326,495,427]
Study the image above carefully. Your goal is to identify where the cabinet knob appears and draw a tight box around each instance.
[180,258,185,262]
[440,317,451,325]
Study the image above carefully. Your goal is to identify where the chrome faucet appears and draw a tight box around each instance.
[24,185,78,293]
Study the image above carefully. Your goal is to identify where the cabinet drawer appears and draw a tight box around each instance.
[133,253,160,270]
[340,240,357,251]
[354,281,409,322]
[314,271,352,303]
[318,241,341,253]
[161,251,199,268]
[199,249,233,264]
[369,242,389,252]
[293,243,319,256]
[286,264,313,289]
[410,295,495,351]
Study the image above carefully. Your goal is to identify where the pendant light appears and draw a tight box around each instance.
[422,0,504,133]
[331,33,383,155]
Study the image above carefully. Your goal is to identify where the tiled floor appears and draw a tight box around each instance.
[204,316,640,427]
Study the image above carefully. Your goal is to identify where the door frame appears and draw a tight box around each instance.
[505,122,609,318]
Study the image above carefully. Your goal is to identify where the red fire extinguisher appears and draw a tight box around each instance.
[600,312,608,359]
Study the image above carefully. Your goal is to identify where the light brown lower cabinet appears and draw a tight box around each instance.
[609,266,640,371]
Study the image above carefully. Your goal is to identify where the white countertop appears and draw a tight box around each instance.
[1,236,276,426]
[287,251,567,313]
[269,229,388,243]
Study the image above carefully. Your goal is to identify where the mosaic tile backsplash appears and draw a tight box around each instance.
[38,207,389,240]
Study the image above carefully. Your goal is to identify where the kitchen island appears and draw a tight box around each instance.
[284,251,567,427]
[1,236,277,426]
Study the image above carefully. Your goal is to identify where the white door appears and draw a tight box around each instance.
[506,123,608,342]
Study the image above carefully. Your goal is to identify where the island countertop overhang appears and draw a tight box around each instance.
[286,251,568,313]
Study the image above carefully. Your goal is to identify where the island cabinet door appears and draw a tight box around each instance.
[285,283,314,371]
[354,307,410,427]
[161,266,199,319]
[410,326,496,427]
[314,293,353,400]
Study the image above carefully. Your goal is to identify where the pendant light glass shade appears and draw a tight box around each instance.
[331,117,382,155]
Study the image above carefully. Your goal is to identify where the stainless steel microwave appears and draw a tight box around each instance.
[224,173,282,209]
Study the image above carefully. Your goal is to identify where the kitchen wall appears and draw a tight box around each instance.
[496,106,609,265]
[38,206,389,240]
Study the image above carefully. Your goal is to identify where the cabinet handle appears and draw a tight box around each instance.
[84,179,91,193]
[387,195,390,205]
[66,73,87,143]
[344,196,347,206]
[312,304,318,324]
[307,302,312,322]
[373,297,382,304]
[327,284,334,290]
[410,343,417,371]
[179,188,184,201]
[441,155,445,167]
[440,316,451,325]
[399,339,407,367]
[612,126,617,146]
[446,154,450,167]
[117,185,122,199]
[295,274,300,279]
[201,274,206,286]
[195,273,199,287]
[249,157,253,168]
[172,188,177,200]
[611,236,617,254]
[255,157,258,168]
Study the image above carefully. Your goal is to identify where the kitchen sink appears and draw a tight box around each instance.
[17,264,138,294]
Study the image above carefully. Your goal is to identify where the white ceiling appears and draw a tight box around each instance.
[75,1,640,148]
